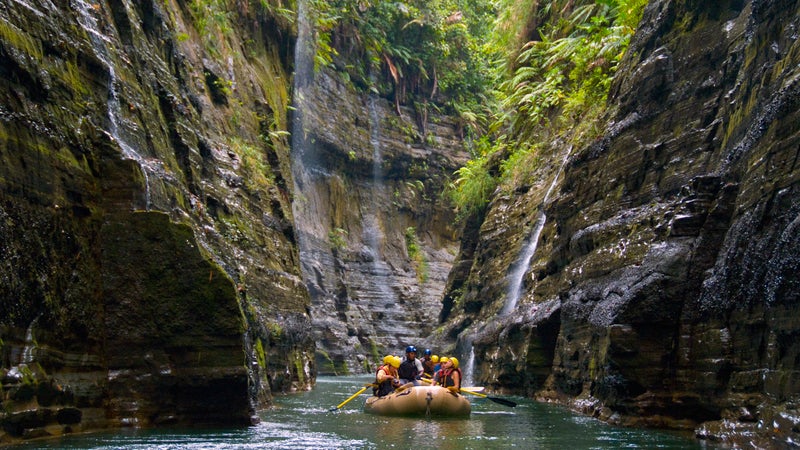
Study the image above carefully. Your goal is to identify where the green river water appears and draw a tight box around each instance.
[11,376,719,449]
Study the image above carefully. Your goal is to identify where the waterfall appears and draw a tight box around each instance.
[73,0,152,209]
[364,94,397,306]
[501,147,572,315]
[20,315,40,365]
[463,345,475,387]
[290,0,317,275]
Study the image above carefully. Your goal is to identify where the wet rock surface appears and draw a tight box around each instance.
[1,0,311,443]
[294,70,468,374]
[440,0,800,446]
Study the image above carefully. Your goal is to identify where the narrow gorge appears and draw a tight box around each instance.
[1,0,798,448]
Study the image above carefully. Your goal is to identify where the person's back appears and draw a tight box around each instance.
[398,345,423,384]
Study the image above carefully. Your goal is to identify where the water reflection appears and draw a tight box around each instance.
[10,376,715,449]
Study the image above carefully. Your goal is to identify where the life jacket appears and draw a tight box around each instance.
[441,367,462,389]
[397,358,418,381]
[374,365,395,397]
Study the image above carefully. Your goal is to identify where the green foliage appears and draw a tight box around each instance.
[328,227,348,250]
[449,0,646,214]
[189,0,232,56]
[258,0,295,24]
[498,0,647,145]
[310,0,498,134]
[405,227,429,282]
[267,320,284,340]
[446,141,496,220]
[499,142,541,190]
[228,137,273,191]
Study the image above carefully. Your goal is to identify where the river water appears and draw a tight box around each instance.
[13,376,716,449]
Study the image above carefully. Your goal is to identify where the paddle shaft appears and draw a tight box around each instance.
[458,386,517,407]
[330,386,368,411]
[424,377,516,407]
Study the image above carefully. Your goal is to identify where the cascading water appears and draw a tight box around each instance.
[5,315,41,381]
[364,93,399,311]
[463,344,475,387]
[289,0,318,284]
[73,0,153,209]
[19,315,40,365]
[501,147,572,316]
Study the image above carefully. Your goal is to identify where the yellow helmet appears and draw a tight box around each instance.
[383,355,394,365]
[390,356,401,368]
[439,356,449,364]
[450,357,459,369]
[431,355,439,363]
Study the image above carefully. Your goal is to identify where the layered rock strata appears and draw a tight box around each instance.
[294,70,468,374]
[1,0,312,442]
[441,1,800,446]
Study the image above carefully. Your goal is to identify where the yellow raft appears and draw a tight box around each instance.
[363,385,471,417]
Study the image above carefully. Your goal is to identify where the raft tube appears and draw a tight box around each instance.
[364,385,470,417]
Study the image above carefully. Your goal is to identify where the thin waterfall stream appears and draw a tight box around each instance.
[501,147,572,316]
[364,92,398,310]
[73,0,154,210]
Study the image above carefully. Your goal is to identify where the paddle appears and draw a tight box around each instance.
[329,385,370,411]
[425,376,517,407]
[394,382,414,392]
[457,387,517,407]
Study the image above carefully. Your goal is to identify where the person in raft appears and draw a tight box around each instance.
[432,355,442,374]
[433,356,462,391]
[398,345,424,385]
[374,355,401,397]
[421,348,436,378]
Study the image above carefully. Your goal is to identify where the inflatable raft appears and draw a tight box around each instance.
[363,385,471,417]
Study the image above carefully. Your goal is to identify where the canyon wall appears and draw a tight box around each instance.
[294,70,468,374]
[0,0,313,441]
[440,0,800,446]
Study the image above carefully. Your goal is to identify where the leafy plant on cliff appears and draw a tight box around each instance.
[328,227,348,251]
[448,0,646,214]
[498,0,647,144]
[309,0,497,135]
[447,151,496,221]
[189,0,233,56]
[228,137,273,191]
[405,227,429,283]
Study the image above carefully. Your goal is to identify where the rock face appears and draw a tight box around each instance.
[0,0,313,442]
[293,70,468,374]
[441,0,800,446]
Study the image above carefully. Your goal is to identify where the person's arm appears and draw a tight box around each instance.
[377,368,393,383]
[454,370,461,390]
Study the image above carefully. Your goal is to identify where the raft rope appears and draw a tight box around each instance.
[425,391,433,418]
